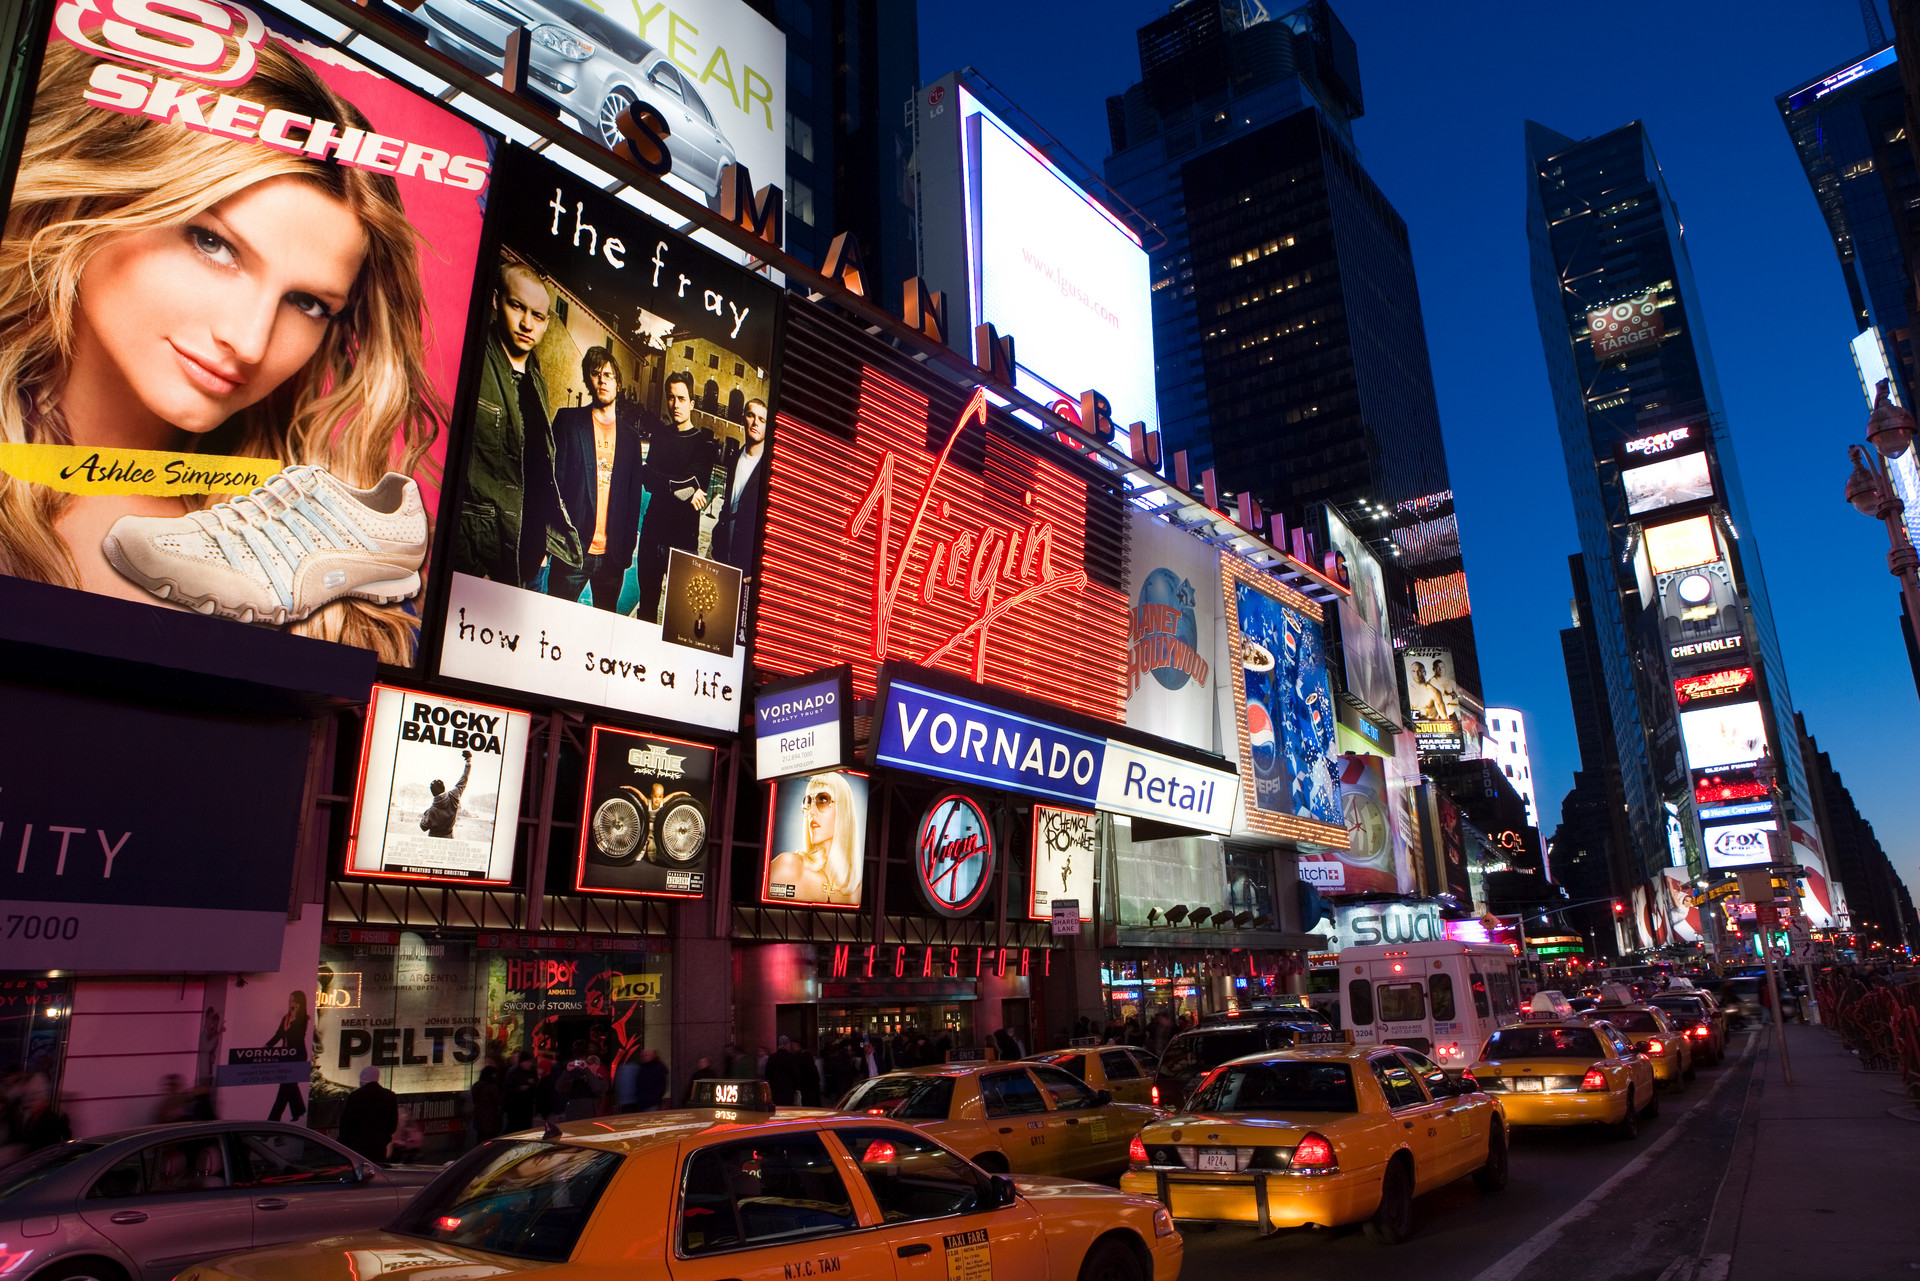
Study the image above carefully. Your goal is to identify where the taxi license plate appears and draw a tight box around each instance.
[1514,1077,1544,1092]
[1197,1149,1236,1171]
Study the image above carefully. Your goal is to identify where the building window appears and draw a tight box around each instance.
[792,179,816,227]
[787,112,815,163]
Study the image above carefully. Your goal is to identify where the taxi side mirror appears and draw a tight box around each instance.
[1631,1041,1651,1056]
[356,1161,377,1183]
[986,1173,1019,1209]
[1093,1089,1113,1107]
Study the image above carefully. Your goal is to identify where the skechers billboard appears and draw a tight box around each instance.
[0,0,493,665]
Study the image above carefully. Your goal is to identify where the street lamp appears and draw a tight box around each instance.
[1844,381,1920,649]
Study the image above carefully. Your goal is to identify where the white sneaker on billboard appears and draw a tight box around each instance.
[103,465,428,625]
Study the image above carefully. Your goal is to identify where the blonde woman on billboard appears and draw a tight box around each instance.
[0,35,443,662]
[768,772,861,906]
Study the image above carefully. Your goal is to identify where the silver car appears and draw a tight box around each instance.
[416,0,736,194]
[0,1122,438,1281]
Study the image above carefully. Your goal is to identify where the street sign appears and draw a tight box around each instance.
[1051,899,1081,936]
[1756,904,1780,928]
[1787,920,1813,960]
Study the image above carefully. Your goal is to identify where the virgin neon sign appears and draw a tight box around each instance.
[757,367,1128,718]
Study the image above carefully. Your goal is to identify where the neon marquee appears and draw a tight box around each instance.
[756,367,1128,718]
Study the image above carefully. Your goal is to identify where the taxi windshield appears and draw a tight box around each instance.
[1187,1061,1357,1113]
[1161,1029,1266,1080]
[1606,1010,1661,1033]
[842,1074,956,1120]
[393,1139,622,1262]
[1485,1027,1604,1059]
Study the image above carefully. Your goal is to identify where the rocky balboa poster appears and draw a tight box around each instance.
[347,685,532,883]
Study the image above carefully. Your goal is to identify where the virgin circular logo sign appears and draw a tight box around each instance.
[916,794,994,918]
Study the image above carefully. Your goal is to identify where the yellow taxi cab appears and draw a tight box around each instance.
[1028,1043,1161,1106]
[1468,1018,1659,1138]
[1118,1044,1507,1245]
[841,1054,1160,1180]
[179,1082,1182,1281]
[1590,1002,1693,1089]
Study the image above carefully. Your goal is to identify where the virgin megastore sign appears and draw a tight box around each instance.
[873,673,1237,834]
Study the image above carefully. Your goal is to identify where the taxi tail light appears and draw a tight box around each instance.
[1647,1039,1664,1055]
[1129,1135,1149,1165]
[1580,1068,1608,1091]
[1688,1026,1708,1038]
[1151,1084,1161,1106]
[1292,1132,1334,1169]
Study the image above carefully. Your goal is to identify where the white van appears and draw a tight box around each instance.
[1338,940,1524,1068]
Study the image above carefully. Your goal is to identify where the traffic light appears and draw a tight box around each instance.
[1612,900,1625,916]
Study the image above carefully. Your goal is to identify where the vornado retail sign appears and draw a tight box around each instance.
[872,674,1238,834]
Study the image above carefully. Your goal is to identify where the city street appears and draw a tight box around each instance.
[1180,1035,1757,1281]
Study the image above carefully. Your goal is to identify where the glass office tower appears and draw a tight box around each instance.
[1525,120,1813,894]
[1105,1,1484,724]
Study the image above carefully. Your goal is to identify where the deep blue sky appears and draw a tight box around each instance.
[920,1,1920,902]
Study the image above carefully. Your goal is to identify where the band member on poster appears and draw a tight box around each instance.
[549,347,652,611]
[633,371,720,621]
[457,261,578,590]
[768,772,861,906]
[262,989,310,1122]
[420,749,473,838]
[0,38,447,662]
[708,397,769,571]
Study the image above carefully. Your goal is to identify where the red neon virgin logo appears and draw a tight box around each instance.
[848,386,1090,681]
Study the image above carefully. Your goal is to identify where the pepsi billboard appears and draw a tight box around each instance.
[1219,555,1350,848]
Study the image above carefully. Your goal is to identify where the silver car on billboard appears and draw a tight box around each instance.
[0,1122,437,1281]
[416,0,736,195]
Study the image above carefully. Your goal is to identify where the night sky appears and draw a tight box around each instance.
[919,0,1920,900]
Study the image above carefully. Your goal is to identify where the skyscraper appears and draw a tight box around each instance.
[1776,42,1920,687]
[753,0,920,301]
[1526,121,1815,905]
[1104,0,1486,751]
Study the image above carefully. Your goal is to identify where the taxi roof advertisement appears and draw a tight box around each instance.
[0,0,492,666]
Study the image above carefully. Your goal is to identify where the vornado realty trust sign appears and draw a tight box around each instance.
[872,673,1237,834]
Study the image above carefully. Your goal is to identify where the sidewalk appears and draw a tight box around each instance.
[1704,1019,1920,1281]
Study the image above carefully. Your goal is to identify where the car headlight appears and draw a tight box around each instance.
[531,24,593,60]
[1152,1206,1178,1238]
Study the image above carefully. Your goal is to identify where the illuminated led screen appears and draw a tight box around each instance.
[1644,515,1719,575]
[1679,700,1770,771]
[1702,819,1775,870]
[1414,571,1472,624]
[1624,452,1713,515]
[966,89,1157,446]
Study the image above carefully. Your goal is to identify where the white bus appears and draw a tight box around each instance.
[1338,940,1524,1068]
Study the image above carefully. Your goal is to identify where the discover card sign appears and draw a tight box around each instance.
[873,678,1237,834]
